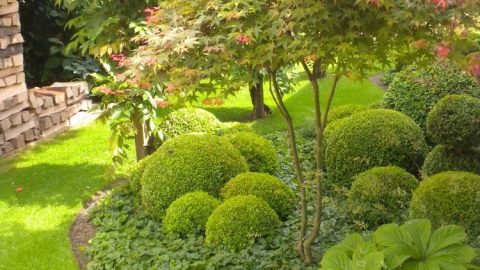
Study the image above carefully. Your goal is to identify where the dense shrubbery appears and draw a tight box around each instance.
[141,134,248,219]
[410,171,480,236]
[427,94,480,148]
[422,145,480,176]
[383,60,480,133]
[324,109,427,186]
[159,108,220,142]
[163,192,220,236]
[223,132,279,174]
[216,122,253,135]
[221,172,296,220]
[348,166,418,229]
[205,195,280,250]
[327,104,368,123]
[128,155,152,194]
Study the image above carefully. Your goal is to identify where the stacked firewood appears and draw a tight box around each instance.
[0,0,32,156]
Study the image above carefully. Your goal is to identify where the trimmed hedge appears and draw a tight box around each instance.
[410,171,480,235]
[348,166,419,229]
[128,155,153,194]
[427,94,480,148]
[205,195,280,250]
[422,145,480,176]
[221,172,296,220]
[141,134,248,219]
[223,132,279,174]
[324,109,427,186]
[159,108,220,141]
[163,192,220,236]
[327,104,368,123]
[383,60,480,133]
[216,122,253,136]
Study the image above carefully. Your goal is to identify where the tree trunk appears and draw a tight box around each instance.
[132,114,146,161]
[249,79,267,120]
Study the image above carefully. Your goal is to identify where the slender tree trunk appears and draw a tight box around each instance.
[132,114,146,161]
[249,79,267,120]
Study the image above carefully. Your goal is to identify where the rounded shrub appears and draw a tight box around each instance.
[163,192,221,236]
[216,122,253,135]
[223,132,279,174]
[141,134,248,219]
[159,108,220,141]
[422,145,480,176]
[128,154,153,194]
[426,94,480,148]
[410,171,480,235]
[348,166,419,229]
[221,172,296,220]
[327,104,368,123]
[205,195,280,250]
[383,60,480,132]
[324,109,427,186]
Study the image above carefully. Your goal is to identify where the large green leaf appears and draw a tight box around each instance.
[373,224,415,257]
[331,233,363,257]
[426,225,468,256]
[320,250,354,270]
[401,219,431,258]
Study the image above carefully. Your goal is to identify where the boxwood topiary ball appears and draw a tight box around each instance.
[324,109,427,187]
[141,134,248,219]
[159,108,220,142]
[205,195,280,250]
[327,104,368,123]
[348,166,419,229]
[163,192,221,236]
[383,60,480,133]
[223,132,279,174]
[221,172,296,220]
[128,154,153,194]
[410,171,480,236]
[427,94,480,148]
[422,145,480,177]
[215,122,253,136]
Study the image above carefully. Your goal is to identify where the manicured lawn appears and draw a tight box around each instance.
[0,76,384,270]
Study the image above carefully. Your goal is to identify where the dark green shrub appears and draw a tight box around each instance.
[324,109,427,186]
[205,195,280,250]
[427,94,480,148]
[128,155,153,194]
[159,108,220,141]
[383,60,480,132]
[327,104,368,123]
[221,172,296,220]
[223,132,279,174]
[141,134,248,219]
[163,192,220,236]
[410,171,480,235]
[348,166,418,229]
[216,122,253,135]
[422,145,480,176]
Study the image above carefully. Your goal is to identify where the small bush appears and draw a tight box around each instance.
[422,145,480,176]
[327,104,368,123]
[216,122,253,135]
[128,155,153,194]
[410,171,480,235]
[383,60,480,132]
[159,108,220,141]
[223,132,279,174]
[427,94,480,148]
[163,192,220,236]
[205,195,280,250]
[324,109,427,186]
[348,166,418,229]
[141,134,248,219]
[221,172,296,220]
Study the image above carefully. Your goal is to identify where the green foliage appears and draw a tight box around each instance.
[427,94,480,148]
[327,104,368,123]
[205,195,280,250]
[159,108,220,142]
[320,219,478,270]
[163,192,220,236]
[223,132,279,174]
[127,155,152,194]
[216,122,253,136]
[324,109,427,186]
[221,172,296,220]
[410,171,480,236]
[348,166,419,230]
[422,145,480,176]
[141,134,248,219]
[383,60,480,133]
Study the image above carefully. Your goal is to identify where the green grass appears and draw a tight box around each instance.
[0,76,384,270]
[0,124,113,270]
[202,75,385,134]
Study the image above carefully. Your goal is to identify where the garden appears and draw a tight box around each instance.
[2,0,480,269]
